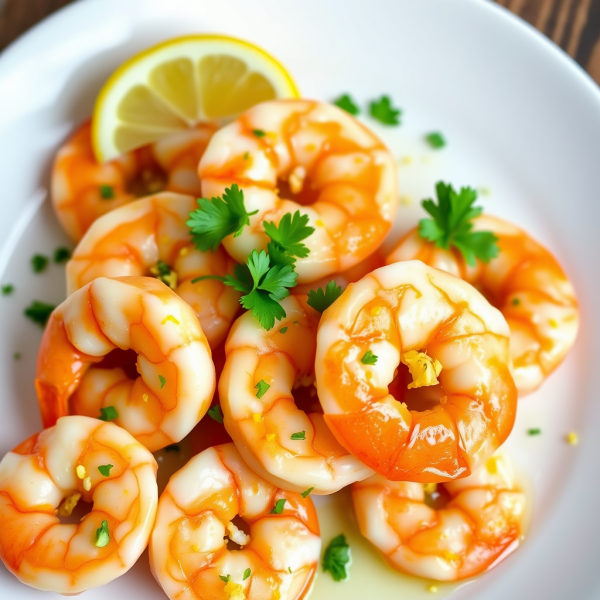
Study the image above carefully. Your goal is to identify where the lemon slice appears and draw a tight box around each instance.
[92,34,299,162]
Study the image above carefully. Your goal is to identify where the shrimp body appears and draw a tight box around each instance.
[35,276,215,452]
[351,453,527,581]
[67,192,240,349]
[52,121,214,242]
[386,215,579,395]
[198,99,398,283]
[219,296,373,494]
[315,261,517,482]
[149,442,321,600]
[0,416,158,593]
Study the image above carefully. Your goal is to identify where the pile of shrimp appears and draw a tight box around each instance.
[0,86,579,598]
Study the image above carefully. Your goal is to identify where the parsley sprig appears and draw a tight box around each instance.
[187,184,258,252]
[418,182,500,266]
[323,534,351,581]
[369,95,401,125]
[307,281,343,313]
[264,211,314,267]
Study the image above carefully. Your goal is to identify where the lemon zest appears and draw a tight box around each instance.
[83,477,92,492]
[401,350,442,389]
[485,455,500,474]
[179,246,189,256]
[224,579,245,600]
[266,433,276,442]
[76,465,87,479]
[162,315,180,326]
[423,483,437,495]
[567,432,579,445]
[370,306,381,316]
[253,413,264,423]
[142,393,149,402]
[427,584,439,593]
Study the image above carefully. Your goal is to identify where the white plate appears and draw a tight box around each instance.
[0,0,598,598]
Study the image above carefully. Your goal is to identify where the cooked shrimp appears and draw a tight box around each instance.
[35,276,215,452]
[149,442,320,600]
[315,260,517,482]
[198,99,398,283]
[0,416,158,594]
[67,192,240,349]
[386,215,579,395]
[52,121,214,242]
[351,452,527,581]
[219,295,373,495]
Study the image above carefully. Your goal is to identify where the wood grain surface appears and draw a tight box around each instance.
[0,0,599,84]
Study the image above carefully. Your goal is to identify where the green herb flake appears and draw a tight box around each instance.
[279,326,288,334]
[270,498,287,514]
[369,95,401,125]
[333,94,360,115]
[288,566,293,574]
[425,132,446,149]
[528,428,542,436]
[98,464,113,477]
[159,375,166,389]
[252,129,267,138]
[1,284,14,295]
[99,184,115,200]
[24,300,56,326]
[95,519,110,548]
[164,444,180,452]
[307,280,343,313]
[512,297,521,306]
[291,431,306,441]
[13,352,21,360]
[219,574,231,583]
[99,406,118,421]
[243,568,251,581]
[31,254,49,273]
[53,247,72,263]
[301,486,315,498]
[244,151,250,160]
[255,379,270,399]
[208,404,224,423]
[322,534,351,581]
[361,350,378,365]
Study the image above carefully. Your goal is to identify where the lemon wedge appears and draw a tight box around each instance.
[92,34,299,162]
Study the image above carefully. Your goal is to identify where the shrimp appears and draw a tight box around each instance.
[315,260,517,482]
[198,99,398,283]
[67,192,240,349]
[35,276,215,452]
[351,453,527,581]
[149,442,321,600]
[51,121,215,242]
[219,295,373,495]
[0,416,158,594]
[386,215,579,395]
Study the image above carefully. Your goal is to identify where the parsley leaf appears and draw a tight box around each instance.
[53,247,72,263]
[95,520,110,548]
[99,406,118,421]
[279,326,288,334]
[528,428,542,436]
[291,431,306,440]
[323,534,351,581]
[264,211,315,266]
[307,281,343,313]
[301,486,314,498]
[2,284,14,295]
[208,405,224,423]
[418,182,500,266]
[24,300,55,326]
[98,464,113,477]
[255,380,270,399]
[243,568,251,581]
[159,375,166,389]
[333,94,360,115]
[270,498,286,514]
[187,184,258,252]
[369,95,401,125]
[219,574,231,583]
[99,184,115,200]
[425,132,446,149]
[252,129,266,138]
[361,350,378,365]
[31,254,49,273]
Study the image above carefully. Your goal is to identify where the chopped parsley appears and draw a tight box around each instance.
[307,280,343,313]
[288,566,293,574]
[528,428,542,436]
[418,182,500,266]
[95,519,110,548]
[2,284,14,295]
[53,247,72,263]
[369,95,401,125]
[425,132,446,149]
[301,486,314,498]
[99,184,115,200]
[252,129,267,138]
[255,380,270,399]
[31,254,49,273]
[361,350,378,365]
[219,574,231,583]
[333,94,360,115]
[279,326,288,334]
[243,151,250,160]
[24,300,55,326]
[512,297,521,306]
[208,404,224,423]
[13,352,21,360]
[164,444,180,452]
[270,498,286,514]
[322,534,351,581]
[99,406,118,421]
[187,184,258,252]
[98,464,113,477]
[159,375,166,389]
[291,431,306,441]
[150,260,177,290]
[243,568,251,581]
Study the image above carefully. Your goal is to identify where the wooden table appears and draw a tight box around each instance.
[1,0,599,84]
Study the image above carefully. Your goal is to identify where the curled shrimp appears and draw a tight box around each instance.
[219,295,373,495]
[386,215,579,395]
[149,442,321,600]
[35,276,215,452]
[351,453,527,581]
[315,260,517,482]
[67,192,240,349]
[198,99,398,283]
[51,121,214,242]
[0,416,158,594]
